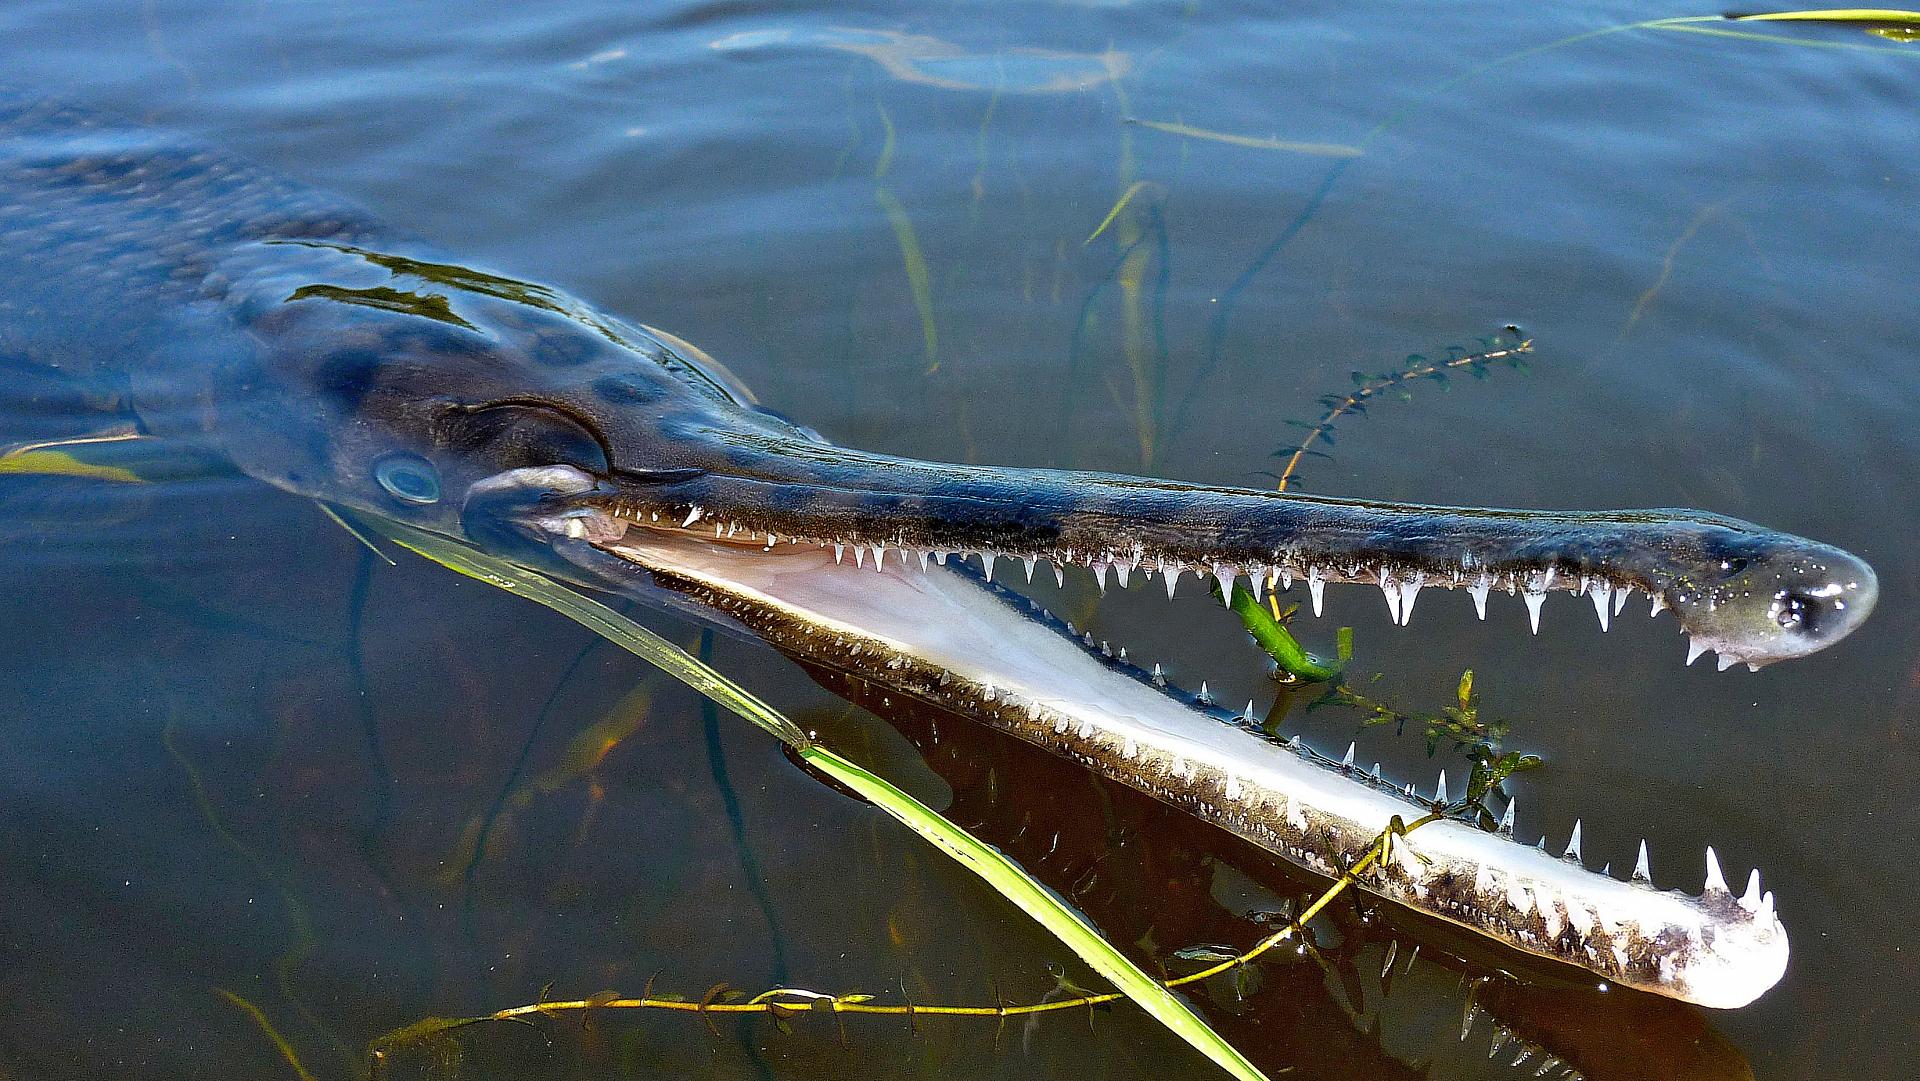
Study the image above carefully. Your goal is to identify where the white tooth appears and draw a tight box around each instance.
[980,552,995,580]
[1023,555,1037,582]
[1740,869,1762,913]
[1053,561,1065,588]
[1214,563,1235,603]
[834,544,845,564]
[1564,820,1583,863]
[1542,566,1557,590]
[1591,584,1612,631]
[1093,559,1109,593]
[1716,653,1739,672]
[1196,681,1213,705]
[1379,568,1402,624]
[918,550,931,573]
[872,545,887,571]
[1341,742,1356,768]
[1435,771,1447,804]
[1746,661,1761,673]
[1248,565,1264,602]
[1469,573,1491,620]
[682,506,703,527]
[715,522,725,538]
[1398,572,1424,625]
[1523,588,1546,634]
[1241,701,1256,723]
[934,550,948,565]
[1497,799,1515,837]
[1164,564,1182,601]
[1308,565,1326,616]
[1280,564,1295,590]
[1704,847,1729,895]
[1759,890,1775,923]
[1114,561,1131,588]
[1151,663,1167,687]
[1686,638,1708,666]
[854,546,865,568]
[1615,585,1631,615]
[1633,841,1652,884]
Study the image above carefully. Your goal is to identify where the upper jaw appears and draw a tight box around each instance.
[527,455,1877,669]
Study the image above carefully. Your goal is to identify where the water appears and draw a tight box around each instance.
[0,2,1913,1078]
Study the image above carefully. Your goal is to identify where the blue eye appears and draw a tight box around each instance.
[373,453,442,505]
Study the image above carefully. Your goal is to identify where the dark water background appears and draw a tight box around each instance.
[0,2,1914,1078]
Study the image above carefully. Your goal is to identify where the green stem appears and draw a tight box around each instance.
[1225,585,1342,683]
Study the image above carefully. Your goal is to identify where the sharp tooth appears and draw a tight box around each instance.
[1053,561,1065,588]
[1196,681,1213,705]
[1704,847,1729,895]
[1379,567,1402,623]
[854,546,865,568]
[1651,592,1668,616]
[1341,742,1356,768]
[1214,563,1235,603]
[1152,663,1167,687]
[873,545,887,571]
[1241,701,1256,723]
[682,506,703,527]
[1497,798,1515,838]
[1398,571,1424,625]
[834,544,845,564]
[1469,573,1491,620]
[918,550,931,573]
[1541,566,1557,590]
[1563,820,1583,864]
[1615,585,1631,615]
[1280,564,1295,590]
[1716,652,1739,672]
[1523,588,1546,634]
[1308,565,1326,616]
[1093,559,1109,593]
[934,550,949,565]
[1435,771,1447,804]
[715,522,725,538]
[1740,869,1762,913]
[1633,841,1652,884]
[1686,638,1708,666]
[1248,565,1264,602]
[1114,561,1131,588]
[1758,890,1775,923]
[1490,1027,1510,1058]
[980,552,995,580]
[1591,583,1612,631]
[1024,555,1037,582]
[1164,564,1182,600]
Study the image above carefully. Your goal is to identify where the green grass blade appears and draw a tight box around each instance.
[350,511,1269,1080]
[1125,116,1361,157]
[1733,9,1920,23]
[799,747,1269,1081]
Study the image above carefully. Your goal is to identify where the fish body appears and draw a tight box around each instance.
[0,93,1876,1007]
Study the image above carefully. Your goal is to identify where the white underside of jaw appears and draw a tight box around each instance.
[594,526,1789,1009]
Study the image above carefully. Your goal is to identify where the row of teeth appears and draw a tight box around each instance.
[983,604,1775,920]
[576,505,1763,671]
[1294,734,1775,919]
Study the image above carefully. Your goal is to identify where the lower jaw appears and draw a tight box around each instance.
[577,527,1788,1009]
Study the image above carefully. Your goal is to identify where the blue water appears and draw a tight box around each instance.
[0,2,1914,1078]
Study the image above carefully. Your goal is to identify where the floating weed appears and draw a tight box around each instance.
[872,104,939,375]
[217,988,319,1081]
[351,512,1270,1081]
[1271,328,1533,493]
[1125,117,1362,158]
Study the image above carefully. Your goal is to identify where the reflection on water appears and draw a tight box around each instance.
[0,1,1916,1079]
[710,27,1128,94]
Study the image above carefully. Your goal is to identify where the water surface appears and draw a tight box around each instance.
[0,2,1914,1078]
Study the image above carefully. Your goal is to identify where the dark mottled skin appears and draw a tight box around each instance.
[0,93,1877,665]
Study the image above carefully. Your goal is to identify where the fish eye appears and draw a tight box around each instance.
[374,452,442,505]
[1716,557,1749,578]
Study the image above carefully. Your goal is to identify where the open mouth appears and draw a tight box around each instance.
[476,456,1843,1013]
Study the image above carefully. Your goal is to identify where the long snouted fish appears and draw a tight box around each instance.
[0,95,1875,1008]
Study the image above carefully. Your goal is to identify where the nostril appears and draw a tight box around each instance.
[1773,592,1818,634]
